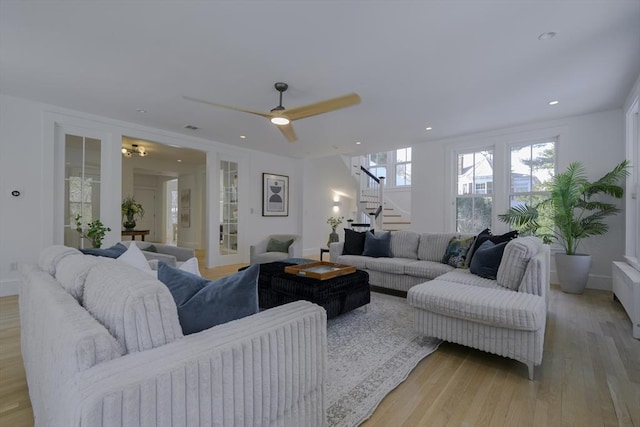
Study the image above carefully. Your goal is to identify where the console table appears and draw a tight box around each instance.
[121,229,150,241]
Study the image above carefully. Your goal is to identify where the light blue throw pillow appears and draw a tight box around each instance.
[362,231,392,258]
[157,262,259,335]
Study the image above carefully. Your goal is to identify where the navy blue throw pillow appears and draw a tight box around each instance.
[158,262,259,335]
[362,231,392,258]
[80,242,127,259]
[469,240,508,280]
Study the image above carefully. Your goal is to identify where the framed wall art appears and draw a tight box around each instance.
[262,173,289,216]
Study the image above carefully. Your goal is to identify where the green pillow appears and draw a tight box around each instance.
[441,236,476,268]
[144,244,158,253]
[266,238,294,253]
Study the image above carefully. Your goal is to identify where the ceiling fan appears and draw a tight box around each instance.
[183,82,361,142]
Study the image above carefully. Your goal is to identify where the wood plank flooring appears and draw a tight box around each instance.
[1,263,638,426]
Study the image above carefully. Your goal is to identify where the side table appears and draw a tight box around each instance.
[320,248,330,261]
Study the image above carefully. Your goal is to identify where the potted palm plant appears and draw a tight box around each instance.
[499,160,630,294]
[121,196,145,230]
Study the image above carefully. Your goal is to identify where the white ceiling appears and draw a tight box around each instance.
[1,1,639,159]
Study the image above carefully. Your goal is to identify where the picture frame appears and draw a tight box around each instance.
[262,173,289,216]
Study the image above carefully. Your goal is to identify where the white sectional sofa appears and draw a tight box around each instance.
[331,231,550,379]
[330,231,473,292]
[20,245,327,427]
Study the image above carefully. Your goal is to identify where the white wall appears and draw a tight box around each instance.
[301,155,358,257]
[0,94,304,294]
[412,109,626,290]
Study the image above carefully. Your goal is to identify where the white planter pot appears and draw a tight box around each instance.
[555,253,591,294]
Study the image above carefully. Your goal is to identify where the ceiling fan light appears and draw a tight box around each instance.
[271,117,290,126]
[121,148,127,154]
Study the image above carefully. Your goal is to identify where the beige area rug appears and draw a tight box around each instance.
[326,292,441,427]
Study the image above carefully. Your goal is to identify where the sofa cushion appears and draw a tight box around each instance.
[436,269,502,289]
[469,240,507,280]
[497,237,541,291]
[158,262,259,335]
[80,243,127,259]
[417,233,458,262]
[83,262,183,354]
[38,245,82,276]
[342,229,370,255]
[441,236,476,268]
[390,231,420,259]
[404,260,456,279]
[408,280,546,331]
[55,254,110,302]
[335,255,368,269]
[362,231,392,258]
[364,257,412,274]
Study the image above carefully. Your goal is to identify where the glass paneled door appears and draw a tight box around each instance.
[63,134,102,248]
[219,160,238,256]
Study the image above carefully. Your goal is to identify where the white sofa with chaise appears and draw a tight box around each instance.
[20,245,327,427]
[408,236,549,379]
[330,231,472,292]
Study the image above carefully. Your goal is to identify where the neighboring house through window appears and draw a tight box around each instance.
[456,149,493,233]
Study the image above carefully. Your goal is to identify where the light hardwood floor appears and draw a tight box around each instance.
[1,265,639,426]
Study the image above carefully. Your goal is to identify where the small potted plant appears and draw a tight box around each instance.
[327,216,344,248]
[121,196,145,230]
[499,160,630,294]
[74,214,111,248]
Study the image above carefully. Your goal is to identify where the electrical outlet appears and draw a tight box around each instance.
[10,262,18,271]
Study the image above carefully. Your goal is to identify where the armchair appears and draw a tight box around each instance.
[250,234,301,264]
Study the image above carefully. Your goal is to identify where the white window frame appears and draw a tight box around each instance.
[454,148,495,233]
[507,139,557,219]
[625,99,640,271]
[362,147,412,188]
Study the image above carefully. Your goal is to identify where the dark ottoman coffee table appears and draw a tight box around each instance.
[255,261,370,319]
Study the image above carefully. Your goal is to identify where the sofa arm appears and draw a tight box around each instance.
[141,251,177,267]
[329,242,344,262]
[66,301,327,426]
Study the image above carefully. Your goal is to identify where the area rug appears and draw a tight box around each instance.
[326,292,441,427]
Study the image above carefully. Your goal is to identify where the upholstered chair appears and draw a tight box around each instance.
[250,234,300,264]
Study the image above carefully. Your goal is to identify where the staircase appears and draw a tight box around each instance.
[354,165,411,231]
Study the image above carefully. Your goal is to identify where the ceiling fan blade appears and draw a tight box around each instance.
[183,95,272,119]
[283,93,361,121]
[276,123,297,142]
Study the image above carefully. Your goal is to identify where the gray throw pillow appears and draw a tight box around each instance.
[362,231,392,258]
[157,262,259,335]
[266,238,294,253]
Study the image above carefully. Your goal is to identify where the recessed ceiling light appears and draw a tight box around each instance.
[184,125,199,130]
[177,159,182,162]
[356,141,361,145]
[425,127,433,131]
[538,32,556,40]
[548,100,559,105]
[136,108,146,113]
[240,135,246,139]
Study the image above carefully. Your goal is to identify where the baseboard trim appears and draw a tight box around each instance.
[0,279,20,297]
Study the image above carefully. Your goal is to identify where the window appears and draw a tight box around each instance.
[456,150,493,233]
[508,140,556,234]
[395,147,412,186]
[363,147,412,187]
